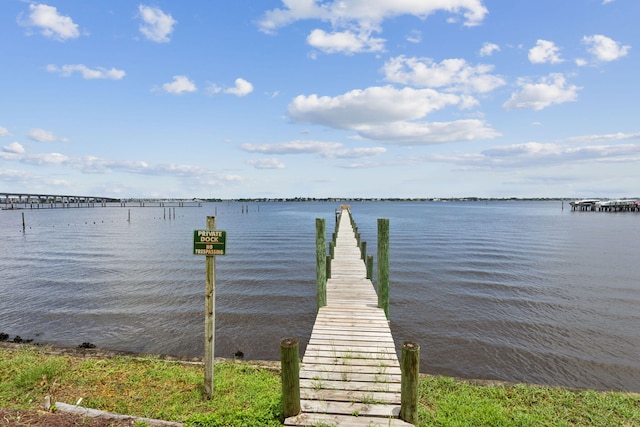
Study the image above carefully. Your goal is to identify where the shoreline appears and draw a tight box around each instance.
[3,341,638,397]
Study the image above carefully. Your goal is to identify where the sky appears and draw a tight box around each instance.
[1,0,638,199]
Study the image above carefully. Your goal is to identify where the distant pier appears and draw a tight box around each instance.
[569,199,639,212]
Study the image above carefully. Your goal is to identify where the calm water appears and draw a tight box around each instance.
[1,201,639,392]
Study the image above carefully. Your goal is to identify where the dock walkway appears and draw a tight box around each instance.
[285,210,413,427]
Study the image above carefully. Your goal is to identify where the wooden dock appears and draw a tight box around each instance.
[285,209,414,427]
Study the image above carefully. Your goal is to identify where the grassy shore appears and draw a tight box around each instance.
[1,345,638,426]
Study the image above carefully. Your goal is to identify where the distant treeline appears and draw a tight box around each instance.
[199,197,572,203]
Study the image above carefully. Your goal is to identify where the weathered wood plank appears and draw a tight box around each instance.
[300,388,401,404]
[302,350,398,360]
[300,378,402,393]
[299,370,401,383]
[313,328,393,342]
[300,363,401,375]
[285,413,413,427]
[301,356,399,367]
[305,344,397,356]
[299,399,401,417]
[308,339,395,349]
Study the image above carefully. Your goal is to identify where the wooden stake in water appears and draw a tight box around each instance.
[204,216,216,399]
[22,212,25,233]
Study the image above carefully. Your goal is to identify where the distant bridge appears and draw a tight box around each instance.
[1,192,119,206]
[0,192,201,209]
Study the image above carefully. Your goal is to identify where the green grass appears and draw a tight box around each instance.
[0,347,282,426]
[1,346,639,426]
[418,376,640,426]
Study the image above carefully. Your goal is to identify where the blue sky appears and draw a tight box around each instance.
[1,0,638,199]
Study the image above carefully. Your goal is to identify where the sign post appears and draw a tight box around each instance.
[193,217,227,399]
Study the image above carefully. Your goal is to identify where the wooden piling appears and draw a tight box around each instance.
[400,341,420,424]
[366,254,373,280]
[280,338,301,418]
[378,218,390,319]
[316,218,327,309]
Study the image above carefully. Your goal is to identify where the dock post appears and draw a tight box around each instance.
[377,218,390,319]
[400,341,420,424]
[280,338,301,418]
[361,241,367,260]
[204,216,217,399]
[366,255,373,280]
[316,218,327,309]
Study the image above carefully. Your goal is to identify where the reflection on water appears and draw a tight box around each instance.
[1,201,639,392]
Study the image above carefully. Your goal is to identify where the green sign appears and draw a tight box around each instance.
[193,230,226,255]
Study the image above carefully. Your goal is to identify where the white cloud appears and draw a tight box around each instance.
[240,140,386,158]
[479,42,500,57]
[260,0,488,32]
[503,73,580,111]
[0,168,33,182]
[246,158,286,169]
[575,58,588,67]
[583,34,630,62]
[0,145,245,188]
[528,39,563,64]
[138,5,176,43]
[382,56,506,93]
[406,30,422,44]
[428,141,640,168]
[2,142,26,154]
[259,0,488,53]
[22,152,70,166]
[240,140,343,155]
[258,0,328,33]
[288,86,499,145]
[208,78,254,96]
[289,86,464,129]
[357,119,500,145]
[307,29,385,54]
[565,132,640,144]
[20,4,80,41]
[0,127,10,137]
[28,128,69,142]
[158,75,197,94]
[485,142,640,165]
[225,78,254,96]
[46,64,126,80]
[328,146,387,158]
